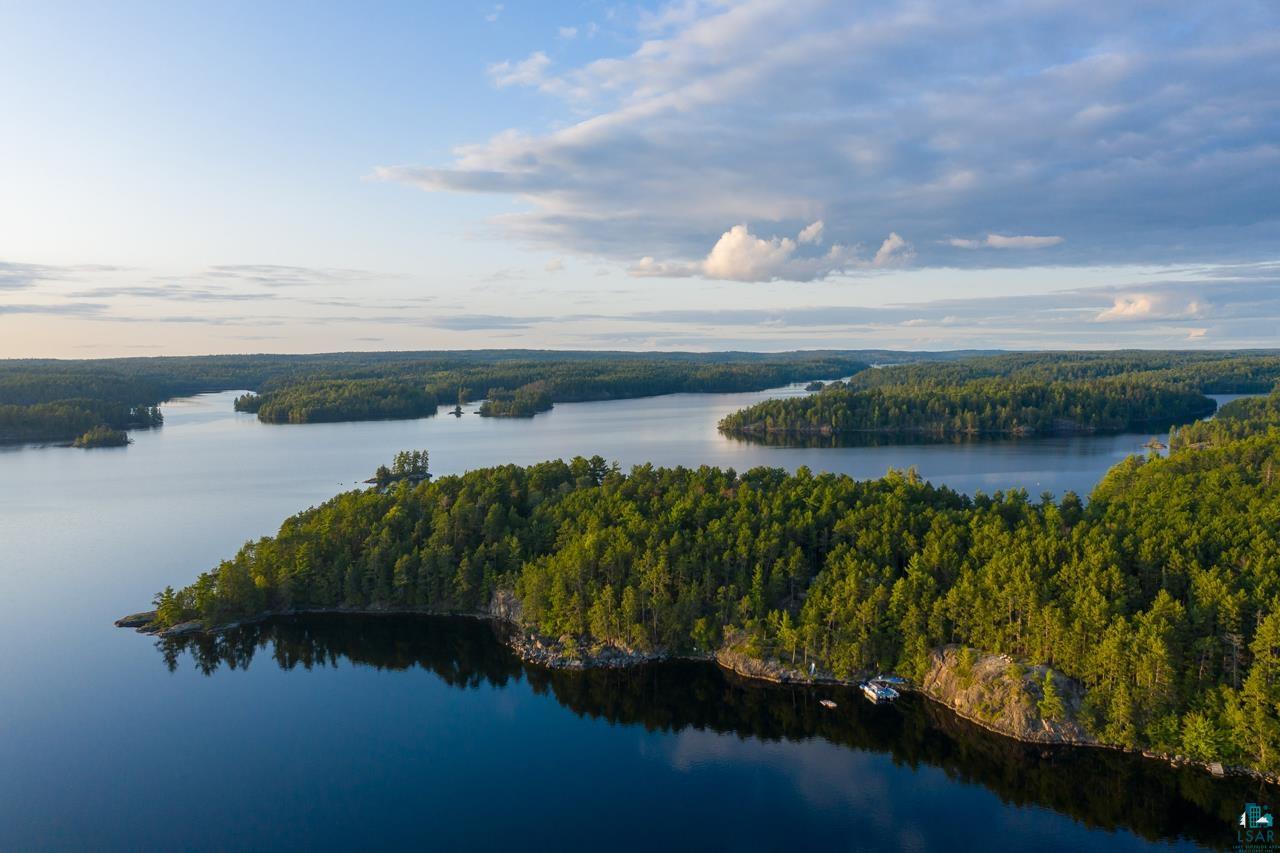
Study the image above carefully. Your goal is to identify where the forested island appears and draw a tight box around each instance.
[719,351,1280,442]
[1,349,871,442]
[476,383,554,418]
[125,383,1280,779]
[719,379,1216,439]
[234,379,439,423]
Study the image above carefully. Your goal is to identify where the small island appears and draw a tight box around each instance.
[366,450,432,488]
[477,383,553,417]
[72,425,130,448]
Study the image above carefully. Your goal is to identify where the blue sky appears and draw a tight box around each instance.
[1,0,1277,356]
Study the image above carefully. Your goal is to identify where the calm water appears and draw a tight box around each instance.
[0,388,1266,851]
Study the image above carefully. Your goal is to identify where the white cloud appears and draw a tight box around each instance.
[484,4,503,23]
[1187,327,1208,339]
[797,220,824,244]
[488,52,552,89]
[545,258,565,272]
[873,232,913,266]
[631,223,911,282]
[985,234,1065,250]
[950,234,1064,250]
[558,26,578,39]
[1095,292,1206,322]
[702,225,801,281]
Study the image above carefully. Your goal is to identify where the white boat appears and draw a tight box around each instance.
[861,681,899,703]
[819,699,837,709]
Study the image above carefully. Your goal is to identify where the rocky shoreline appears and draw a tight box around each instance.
[115,606,1278,787]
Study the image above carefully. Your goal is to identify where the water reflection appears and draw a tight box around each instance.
[159,614,1275,850]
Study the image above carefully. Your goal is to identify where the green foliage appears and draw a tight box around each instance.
[248,379,438,423]
[1039,671,1065,721]
[478,383,554,417]
[71,425,130,447]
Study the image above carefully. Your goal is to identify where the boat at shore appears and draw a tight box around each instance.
[861,678,900,704]
[819,698,837,709]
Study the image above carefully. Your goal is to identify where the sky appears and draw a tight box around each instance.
[1,0,1277,357]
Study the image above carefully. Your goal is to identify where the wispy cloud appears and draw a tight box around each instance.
[0,301,107,316]
[379,1,1279,274]
[0,262,121,290]
[488,51,554,89]
[203,264,382,288]
[949,234,1064,250]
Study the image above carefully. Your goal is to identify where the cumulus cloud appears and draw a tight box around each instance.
[558,26,577,39]
[379,1,1279,270]
[631,223,911,282]
[949,234,1064,250]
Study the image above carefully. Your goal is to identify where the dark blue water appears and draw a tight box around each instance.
[0,389,1262,851]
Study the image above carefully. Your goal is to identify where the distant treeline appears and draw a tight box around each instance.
[148,385,1280,774]
[232,354,870,423]
[0,350,871,441]
[719,352,1280,442]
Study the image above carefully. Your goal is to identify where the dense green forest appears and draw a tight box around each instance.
[148,387,1280,774]
[719,351,1280,441]
[0,349,870,441]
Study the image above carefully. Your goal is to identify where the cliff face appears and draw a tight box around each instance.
[921,645,1094,745]
[488,588,523,624]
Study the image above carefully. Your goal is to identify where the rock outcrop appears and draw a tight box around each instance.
[920,645,1093,745]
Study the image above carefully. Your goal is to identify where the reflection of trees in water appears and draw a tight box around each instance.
[722,430,980,449]
[723,422,1190,449]
[160,614,523,689]
[159,614,1271,850]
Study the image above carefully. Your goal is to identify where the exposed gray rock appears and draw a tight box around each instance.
[160,620,204,638]
[920,645,1093,745]
[114,611,158,629]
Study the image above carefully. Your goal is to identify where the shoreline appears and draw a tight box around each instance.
[116,605,1280,788]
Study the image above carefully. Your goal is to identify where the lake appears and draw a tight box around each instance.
[0,388,1265,851]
